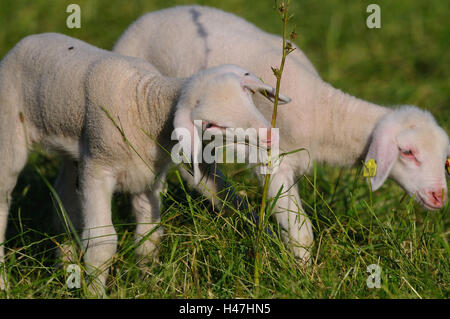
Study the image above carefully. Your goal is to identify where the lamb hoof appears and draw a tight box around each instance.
[292,246,312,266]
[86,278,107,298]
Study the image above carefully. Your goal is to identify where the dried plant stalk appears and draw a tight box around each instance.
[254,0,296,291]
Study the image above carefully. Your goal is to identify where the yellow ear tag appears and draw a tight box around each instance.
[446,158,450,175]
[364,159,377,178]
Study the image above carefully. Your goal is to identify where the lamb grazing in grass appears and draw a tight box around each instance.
[112,5,450,262]
[0,33,289,293]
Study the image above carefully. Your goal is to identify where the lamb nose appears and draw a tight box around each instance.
[430,191,443,207]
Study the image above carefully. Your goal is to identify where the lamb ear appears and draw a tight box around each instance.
[241,74,291,104]
[173,106,202,184]
[364,130,399,191]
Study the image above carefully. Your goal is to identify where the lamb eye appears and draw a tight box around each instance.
[402,150,413,156]
[399,148,421,165]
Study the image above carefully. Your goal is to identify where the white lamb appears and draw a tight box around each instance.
[112,5,450,262]
[0,33,290,293]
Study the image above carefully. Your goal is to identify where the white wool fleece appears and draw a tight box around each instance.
[0,33,289,294]
[112,5,450,262]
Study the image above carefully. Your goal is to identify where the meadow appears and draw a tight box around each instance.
[0,0,448,298]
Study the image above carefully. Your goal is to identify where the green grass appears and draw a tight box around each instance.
[0,0,449,298]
